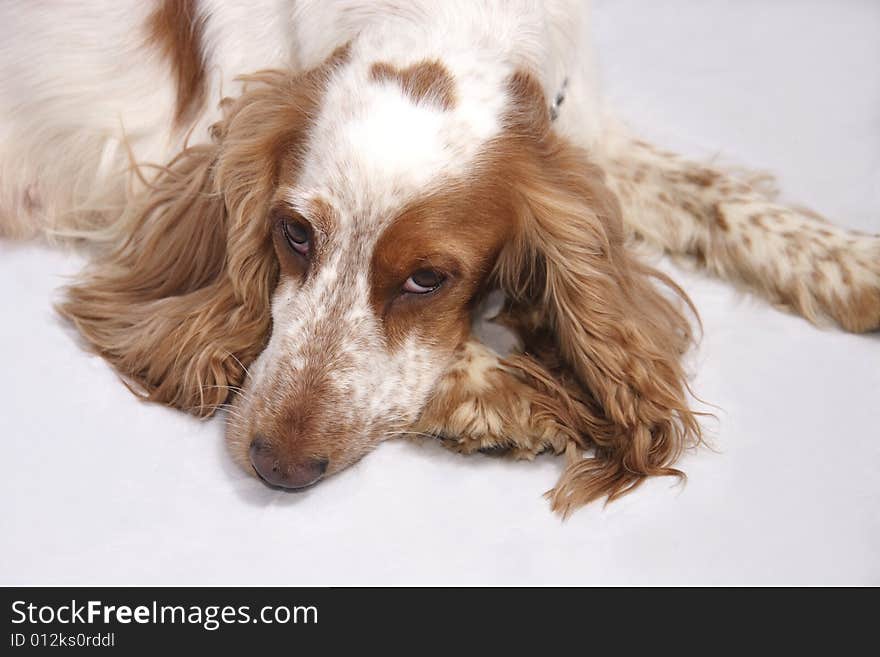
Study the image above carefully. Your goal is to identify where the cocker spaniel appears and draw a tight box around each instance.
[1,0,877,515]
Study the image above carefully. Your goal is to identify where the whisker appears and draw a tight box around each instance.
[201,383,246,395]
[215,402,249,420]
[384,428,446,441]
[224,351,254,382]
[200,381,258,412]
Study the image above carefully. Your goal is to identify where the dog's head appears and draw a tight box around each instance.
[62,44,696,492]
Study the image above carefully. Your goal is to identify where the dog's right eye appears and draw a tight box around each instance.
[281,218,310,256]
[403,268,445,294]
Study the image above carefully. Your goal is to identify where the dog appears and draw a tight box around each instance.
[1,1,877,515]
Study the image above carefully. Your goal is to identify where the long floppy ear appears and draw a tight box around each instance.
[58,128,274,416]
[493,73,702,513]
[59,54,348,415]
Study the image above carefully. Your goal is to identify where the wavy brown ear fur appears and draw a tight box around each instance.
[493,72,702,515]
[58,141,265,415]
[58,52,348,415]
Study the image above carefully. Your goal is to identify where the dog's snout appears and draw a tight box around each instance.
[248,436,328,489]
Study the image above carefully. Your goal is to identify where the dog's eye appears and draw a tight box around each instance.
[403,268,445,294]
[282,219,310,256]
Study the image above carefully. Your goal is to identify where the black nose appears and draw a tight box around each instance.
[248,436,328,489]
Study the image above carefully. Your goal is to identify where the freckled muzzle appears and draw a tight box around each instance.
[248,435,329,489]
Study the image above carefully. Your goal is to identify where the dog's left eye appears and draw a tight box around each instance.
[282,219,310,256]
[403,268,445,294]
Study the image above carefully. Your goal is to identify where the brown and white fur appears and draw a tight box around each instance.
[1,1,877,516]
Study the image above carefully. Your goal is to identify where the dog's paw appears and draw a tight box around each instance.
[808,232,880,333]
[834,234,880,332]
[413,340,573,460]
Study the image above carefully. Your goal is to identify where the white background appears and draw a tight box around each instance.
[1,1,878,585]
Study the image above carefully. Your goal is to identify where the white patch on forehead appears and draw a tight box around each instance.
[343,91,450,189]
[294,50,508,227]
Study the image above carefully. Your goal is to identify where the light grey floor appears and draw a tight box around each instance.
[2,1,878,585]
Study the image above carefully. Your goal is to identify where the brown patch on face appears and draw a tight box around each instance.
[370,185,513,350]
[145,0,208,127]
[369,60,456,110]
